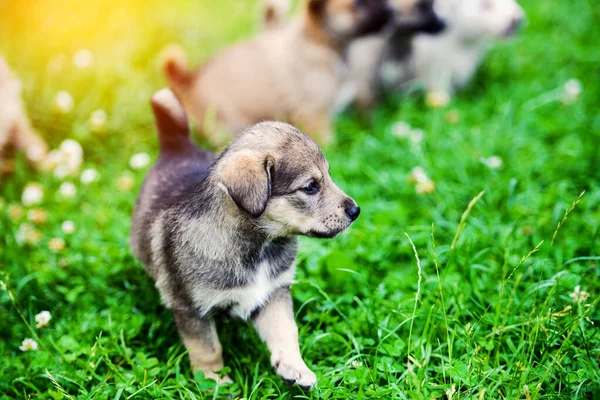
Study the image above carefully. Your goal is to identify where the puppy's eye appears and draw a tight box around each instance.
[301,182,320,195]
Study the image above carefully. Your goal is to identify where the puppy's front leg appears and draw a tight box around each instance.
[173,310,231,384]
[252,288,317,390]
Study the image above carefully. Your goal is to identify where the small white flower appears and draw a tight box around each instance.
[8,204,25,221]
[80,168,100,184]
[22,183,44,206]
[482,155,503,169]
[426,91,450,108]
[391,121,412,138]
[54,91,74,114]
[50,140,83,178]
[408,167,435,194]
[89,109,107,132]
[408,167,430,184]
[409,129,425,145]
[59,182,77,198]
[19,338,39,352]
[27,209,48,224]
[15,223,41,244]
[351,360,363,368]
[416,180,435,194]
[569,285,590,303]
[35,311,52,328]
[60,139,83,161]
[62,220,75,234]
[129,152,151,170]
[73,49,94,69]
[562,79,582,104]
[117,172,135,191]
[48,237,66,252]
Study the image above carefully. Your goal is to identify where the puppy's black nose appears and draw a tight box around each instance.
[505,17,523,36]
[345,205,361,221]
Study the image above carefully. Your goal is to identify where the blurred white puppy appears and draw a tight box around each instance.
[0,56,47,172]
[348,0,525,108]
[411,0,525,98]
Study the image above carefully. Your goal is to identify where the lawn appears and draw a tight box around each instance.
[1,0,599,398]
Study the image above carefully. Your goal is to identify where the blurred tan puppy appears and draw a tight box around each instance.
[0,56,47,173]
[260,0,446,109]
[163,0,393,147]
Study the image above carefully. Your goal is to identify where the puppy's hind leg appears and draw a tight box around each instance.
[173,310,232,384]
[11,117,47,164]
[252,287,317,390]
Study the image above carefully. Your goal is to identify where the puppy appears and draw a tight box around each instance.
[410,0,525,97]
[0,56,47,173]
[162,0,393,146]
[343,0,446,108]
[131,89,360,389]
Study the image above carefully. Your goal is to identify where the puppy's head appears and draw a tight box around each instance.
[393,0,445,34]
[439,0,525,39]
[306,0,395,44]
[213,122,360,238]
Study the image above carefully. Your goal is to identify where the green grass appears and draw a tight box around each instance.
[1,0,599,398]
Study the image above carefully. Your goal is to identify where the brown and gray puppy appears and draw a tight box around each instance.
[0,56,47,173]
[131,89,360,389]
[163,0,393,147]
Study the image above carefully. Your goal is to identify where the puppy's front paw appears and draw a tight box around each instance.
[274,356,317,390]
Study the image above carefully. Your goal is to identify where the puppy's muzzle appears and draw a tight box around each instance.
[421,15,446,34]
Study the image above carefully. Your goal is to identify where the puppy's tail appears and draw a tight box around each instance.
[160,45,194,91]
[151,88,191,153]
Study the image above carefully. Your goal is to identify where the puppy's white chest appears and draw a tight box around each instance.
[193,261,296,320]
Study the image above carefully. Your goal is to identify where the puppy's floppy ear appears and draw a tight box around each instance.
[216,151,275,218]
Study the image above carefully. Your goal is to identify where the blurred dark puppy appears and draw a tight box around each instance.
[131,89,360,389]
[343,0,446,107]
[162,0,393,146]
[0,56,47,173]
